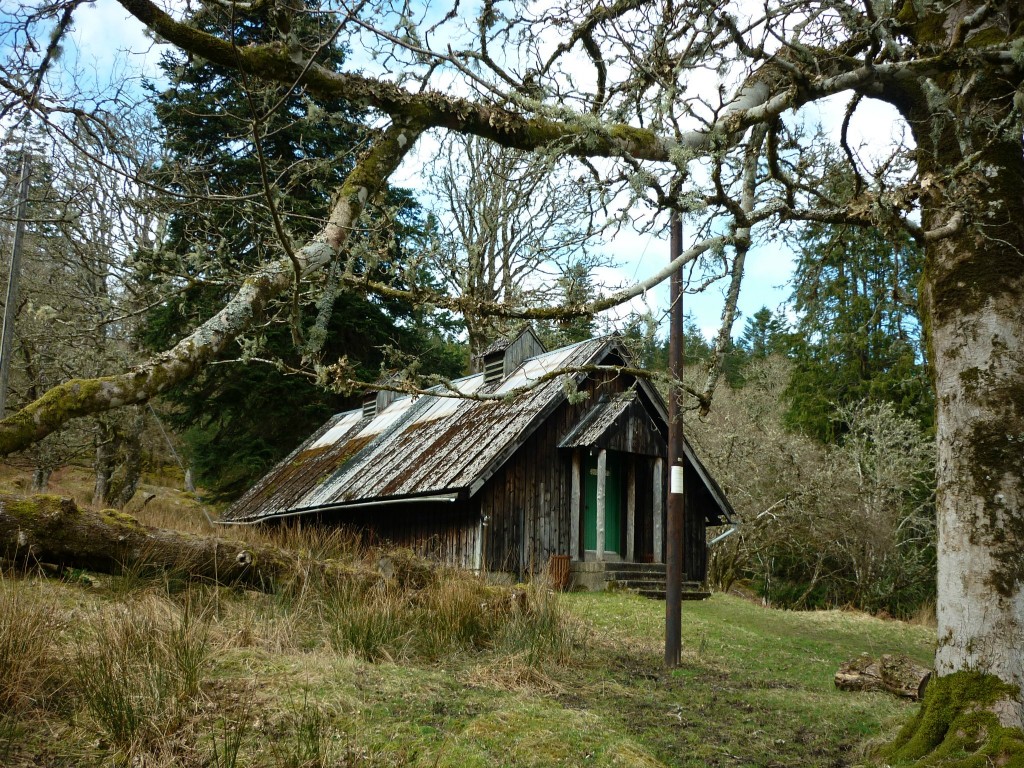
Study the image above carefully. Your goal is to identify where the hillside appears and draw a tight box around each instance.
[0,467,933,767]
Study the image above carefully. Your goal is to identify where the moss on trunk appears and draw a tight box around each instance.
[883,672,1024,766]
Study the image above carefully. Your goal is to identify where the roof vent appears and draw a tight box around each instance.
[361,385,400,419]
[477,326,548,386]
[482,353,505,385]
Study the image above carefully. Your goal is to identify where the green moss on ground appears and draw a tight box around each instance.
[884,671,1024,766]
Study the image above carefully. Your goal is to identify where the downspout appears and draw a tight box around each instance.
[709,525,739,546]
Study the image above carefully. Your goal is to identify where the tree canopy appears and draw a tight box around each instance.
[141,1,463,495]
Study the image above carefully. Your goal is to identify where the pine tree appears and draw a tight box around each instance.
[784,219,931,443]
[143,2,462,497]
[738,307,790,360]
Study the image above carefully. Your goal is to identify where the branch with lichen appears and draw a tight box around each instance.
[0,123,422,457]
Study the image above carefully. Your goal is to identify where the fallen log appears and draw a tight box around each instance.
[0,493,374,592]
[835,653,932,700]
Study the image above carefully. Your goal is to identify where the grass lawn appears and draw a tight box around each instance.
[559,591,933,767]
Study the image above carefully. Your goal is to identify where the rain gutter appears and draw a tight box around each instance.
[217,492,461,525]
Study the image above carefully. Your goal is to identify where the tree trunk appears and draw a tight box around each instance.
[93,418,115,505]
[835,654,931,700]
[0,494,374,592]
[109,406,144,508]
[920,138,1024,727]
[30,466,50,493]
[888,19,1024,724]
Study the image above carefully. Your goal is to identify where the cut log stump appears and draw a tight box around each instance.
[835,653,932,700]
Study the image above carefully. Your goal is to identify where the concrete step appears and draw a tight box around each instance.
[611,578,668,590]
[607,573,701,587]
[600,562,667,575]
[605,571,667,583]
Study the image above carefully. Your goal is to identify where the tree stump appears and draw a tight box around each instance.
[835,653,932,700]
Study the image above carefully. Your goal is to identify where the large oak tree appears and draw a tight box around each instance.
[2,0,1024,753]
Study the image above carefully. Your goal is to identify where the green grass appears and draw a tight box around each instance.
[560,592,933,767]
[0,566,936,768]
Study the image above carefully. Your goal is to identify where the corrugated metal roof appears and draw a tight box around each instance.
[223,337,612,522]
[559,391,638,448]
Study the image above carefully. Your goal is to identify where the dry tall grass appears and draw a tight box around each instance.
[0,510,583,766]
[0,576,58,712]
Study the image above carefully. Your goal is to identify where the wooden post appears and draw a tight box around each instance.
[653,458,663,564]
[666,212,685,668]
[570,450,581,561]
[596,448,607,561]
[626,460,636,562]
[475,515,484,572]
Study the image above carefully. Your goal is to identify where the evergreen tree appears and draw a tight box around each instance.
[784,219,931,443]
[641,316,712,374]
[738,306,790,359]
[536,260,597,349]
[143,2,462,497]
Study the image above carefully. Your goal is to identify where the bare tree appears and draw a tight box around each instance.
[427,134,605,361]
[699,365,935,616]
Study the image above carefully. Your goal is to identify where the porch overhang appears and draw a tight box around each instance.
[558,391,666,457]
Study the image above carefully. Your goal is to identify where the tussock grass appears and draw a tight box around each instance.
[70,592,213,753]
[0,577,56,712]
[240,549,584,664]
[908,598,938,628]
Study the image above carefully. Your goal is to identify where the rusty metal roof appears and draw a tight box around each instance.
[222,337,615,522]
[559,391,641,448]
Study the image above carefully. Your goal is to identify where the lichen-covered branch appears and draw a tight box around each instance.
[699,127,766,413]
[110,0,957,163]
[0,124,422,457]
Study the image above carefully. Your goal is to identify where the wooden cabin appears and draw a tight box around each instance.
[222,329,734,586]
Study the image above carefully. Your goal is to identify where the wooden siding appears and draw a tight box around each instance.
[684,462,709,581]
[648,457,709,580]
[602,403,666,457]
[503,327,547,378]
[479,366,638,575]
[302,501,482,570]
[632,456,655,562]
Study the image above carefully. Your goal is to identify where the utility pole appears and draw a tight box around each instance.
[665,211,684,667]
[0,150,31,419]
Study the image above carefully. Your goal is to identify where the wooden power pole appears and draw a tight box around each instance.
[665,212,684,667]
[0,150,31,419]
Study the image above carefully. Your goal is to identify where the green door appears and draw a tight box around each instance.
[583,452,622,554]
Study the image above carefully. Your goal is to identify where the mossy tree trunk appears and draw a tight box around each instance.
[923,176,1024,728]
[896,2,1024,731]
